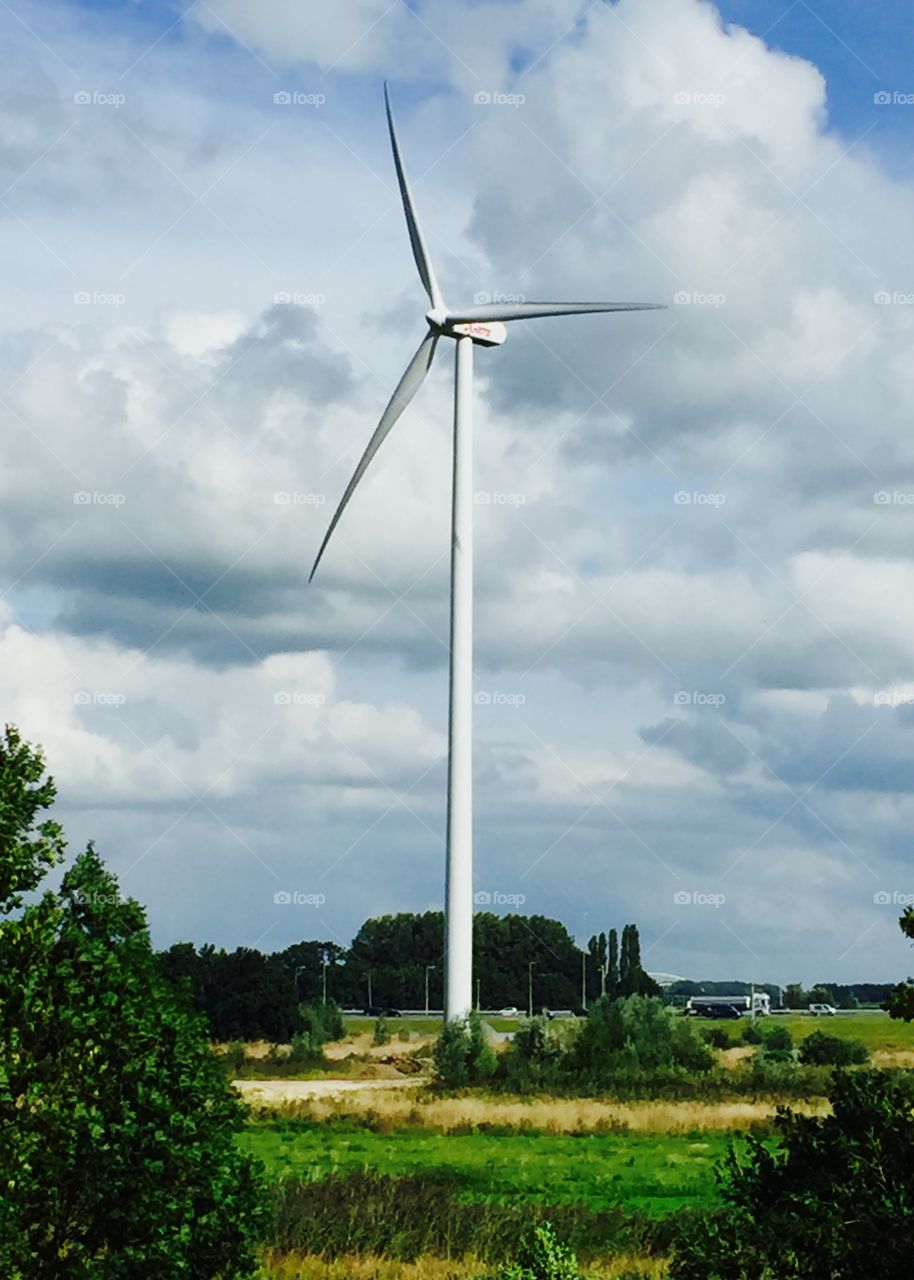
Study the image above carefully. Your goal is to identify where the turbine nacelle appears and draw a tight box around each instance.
[426,308,507,347]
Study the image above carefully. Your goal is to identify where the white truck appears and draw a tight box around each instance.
[686,992,771,1018]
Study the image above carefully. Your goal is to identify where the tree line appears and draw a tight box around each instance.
[155,913,662,1040]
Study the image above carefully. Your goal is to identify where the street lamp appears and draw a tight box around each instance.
[528,960,536,1018]
[425,964,436,1016]
[321,955,328,1005]
[293,965,307,999]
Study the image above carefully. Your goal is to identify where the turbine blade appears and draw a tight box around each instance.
[445,302,666,324]
[310,330,438,581]
[385,83,443,311]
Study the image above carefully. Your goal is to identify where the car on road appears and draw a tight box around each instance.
[809,1003,837,1016]
[363,1006,402,1017]
[499,1006,520,1017]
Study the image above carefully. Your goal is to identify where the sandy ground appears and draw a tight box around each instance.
[235,1077,428,1103]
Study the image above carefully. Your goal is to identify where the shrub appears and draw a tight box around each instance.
[798,1029,868,1066]
[670,1018,715,1072]
[494,1221,580,1279]
[701,1025,733,1050]
[434,1012,495,1087]
[669,1070,914,1280]
[373,1015,390,1046]
[740,1020,764,1045]
[222,1040,247,1073]
[761,1023,793,1053]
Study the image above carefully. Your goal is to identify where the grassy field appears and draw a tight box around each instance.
[712,1012,914,1052]
[241,1126,735,1215]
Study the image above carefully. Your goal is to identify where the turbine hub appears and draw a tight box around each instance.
[427,310,507,347]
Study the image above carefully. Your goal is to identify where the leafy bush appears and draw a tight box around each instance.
[740,1020,764,1045]
[434,1012,496,1087]
[0,728,266,1280]
[373,1015,390,1046]
[669,1070,914,1280]
[222,1040,247,1072]
[569,996,712,1083]
[701,1024,733,1050]
[761,1023,793,1053]
[797,1029,868,1066]
[494,1221,580,1279]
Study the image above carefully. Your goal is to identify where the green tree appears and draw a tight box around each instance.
[433,1012,495,1087]
[669,1071,914,1280]
[783,981,807,1009]
[0,731,265,1279]
[606,928,619,997]
[797,1030,867,1066]
[0,725,66,911]
[886,906,914,1021]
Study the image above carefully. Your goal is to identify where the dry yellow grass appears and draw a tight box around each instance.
[260,1251,666,1278]
[872,1049,914,1068]
[253,1089,829,1133]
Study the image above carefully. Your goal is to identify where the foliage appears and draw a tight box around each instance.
[502,1016,565,1089]
[433,1012,496,1087]
[569,996,712,1083]
[701,1025,733,1050]
[740,1020,763,1045]
[886,906,914,1021]
[299,998,344,1054]
[373,1015,390,1046]
[0,725,66,913]
[0,728,266,1279]
[157,941,301,1041]
[493,1221,580,1279]
[669,1070,914,1280]
[797,1029,868,1065]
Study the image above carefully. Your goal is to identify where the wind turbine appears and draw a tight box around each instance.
[310,84,664,1022]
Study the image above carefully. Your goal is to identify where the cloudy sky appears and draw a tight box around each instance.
[3,0,914,987]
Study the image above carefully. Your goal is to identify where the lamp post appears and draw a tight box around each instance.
[425,964,436,1016]
[293,965,306,999]
[322,955,328,1005]
[528,960,536,1018]
[581,950,587,1011]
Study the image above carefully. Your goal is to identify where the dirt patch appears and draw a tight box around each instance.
[235,1078,428,1105]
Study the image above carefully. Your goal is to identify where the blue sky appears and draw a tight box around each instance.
[2,0,914,987]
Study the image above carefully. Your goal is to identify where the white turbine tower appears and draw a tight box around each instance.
[311,85,664,1022]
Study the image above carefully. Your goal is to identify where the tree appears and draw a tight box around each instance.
[0,729,265,1279]
[0,725,66,911]
[617,923,661,998]
[886,906,914,1021]
[669,1071,914,1280]
[606,928,619,997]
[783,982,807,1009]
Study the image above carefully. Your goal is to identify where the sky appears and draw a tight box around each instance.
[2,0,914,988]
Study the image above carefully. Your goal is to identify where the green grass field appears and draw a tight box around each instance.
[241,1127,736,1215]
[711,1012,914,1051]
